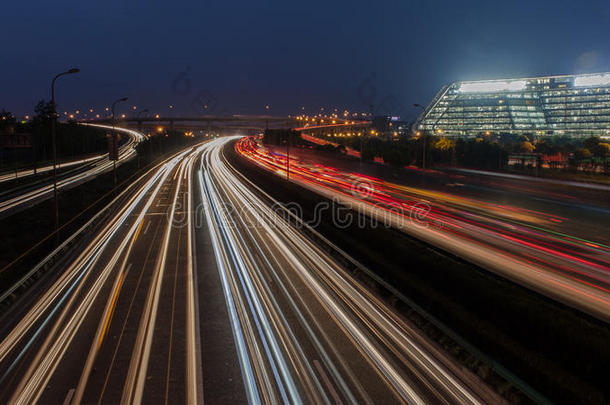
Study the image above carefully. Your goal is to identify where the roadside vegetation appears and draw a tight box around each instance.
[0,104,111,172]
[312,132,610,180]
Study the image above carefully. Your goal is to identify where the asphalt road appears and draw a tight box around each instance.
[237,138,610,321]
[0,145,200,404]
[198,137,502,404]
[0,136,501,404]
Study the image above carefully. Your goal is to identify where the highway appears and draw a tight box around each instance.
[236,137,610,321]
[0,144,201,404]
[0,155,104,184]
[0,136,500,404]
[198,137,499,404]
[0,124,144,218]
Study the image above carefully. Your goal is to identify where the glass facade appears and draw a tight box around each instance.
[417,73,610,137]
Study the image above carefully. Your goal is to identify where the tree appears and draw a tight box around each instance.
[433,137,455,152]
[534,139,554,155]
[583,136,602,154]
[430,137,455,166]
[32,100,54,125]
[574,148,592,160]
[0,109,15,129]
[598,142,610,157]
[29,100,55,161]
[520,141,535,153]
[597,142,610,174]
[455,138,506,169]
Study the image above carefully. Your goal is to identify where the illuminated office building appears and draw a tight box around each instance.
[416,72,610,137]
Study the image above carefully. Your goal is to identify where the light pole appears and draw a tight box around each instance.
[361,103,374,162]
[286,132,290,180]
[111,97,128,187]
[51,67,80,239]
[135,109,148,169]
[360,132,365,162]
[413,103,427,169]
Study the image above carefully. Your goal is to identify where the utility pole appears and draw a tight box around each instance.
[361,103,374,162]
[286,132,290,180]
[111,97,128,187]
[360,135,365,162]
[50,68,80,241]
[423,134,427,169]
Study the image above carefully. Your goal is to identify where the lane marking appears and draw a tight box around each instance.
[134,221,145,242]
[164,228,182,405]
[97,263,131,350]
[313,360,343,405]
[62,388,75,405]
[143,220,151,235]
[96,219,165,404]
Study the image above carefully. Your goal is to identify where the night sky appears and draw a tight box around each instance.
[2,0,610,120]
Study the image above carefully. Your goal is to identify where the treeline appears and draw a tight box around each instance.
[1,101,109,169]
[324,133,610,173]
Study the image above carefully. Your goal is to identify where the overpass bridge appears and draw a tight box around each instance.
[80,115,370,137]
[81,115,296,135]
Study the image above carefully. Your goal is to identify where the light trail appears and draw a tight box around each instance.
[0,155,104,184]
[236,137,610,321]
[0,125,145,217]
[0,142,201,404]
[7,151,187,405]
[0,136,501,404]
[199,136,496,404]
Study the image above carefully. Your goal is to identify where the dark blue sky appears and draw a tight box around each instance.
[2,0,610,120]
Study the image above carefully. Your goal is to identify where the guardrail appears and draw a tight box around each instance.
[0,145,182,312]
[226,145,552,405]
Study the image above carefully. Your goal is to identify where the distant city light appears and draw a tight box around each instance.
[458,80,527,93]
[574,73,610,87]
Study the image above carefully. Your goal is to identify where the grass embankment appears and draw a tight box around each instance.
[228,144,610,405]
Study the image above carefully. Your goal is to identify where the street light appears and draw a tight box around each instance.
[285,132,290,180]
[111,97,128,186]
[134,109,149,168]
[50,67,80,239]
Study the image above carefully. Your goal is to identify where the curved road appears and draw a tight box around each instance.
[0,136,500,404]
[0,125,144,218]
[236,137,610,322]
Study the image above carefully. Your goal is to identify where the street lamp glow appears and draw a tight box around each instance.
[50,67,80,237]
